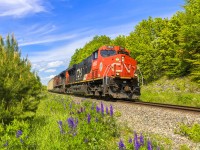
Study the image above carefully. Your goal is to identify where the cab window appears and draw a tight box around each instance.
[93,51,98,60]
[100,50,116,57]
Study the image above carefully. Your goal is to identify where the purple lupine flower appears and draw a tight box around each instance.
[147,140,153,150]
[91,103,94,110]
[67,117,77,129]
[134,132,140,150]
[106,107,109,115]
[139,133,144,146]
[157,146,160,150]
[101,102,104,115]
[87,114,91,123]
[16,130,22,138]
[128,137,132,143]
[110,105,113,117]
[96,106,100,113]
[118,139,125,150]
[58,120,64,134]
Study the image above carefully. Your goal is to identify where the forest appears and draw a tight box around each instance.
[69,0,200,84]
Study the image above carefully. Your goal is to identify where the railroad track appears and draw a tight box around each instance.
[50,92,200,113]
[116,100,200,113]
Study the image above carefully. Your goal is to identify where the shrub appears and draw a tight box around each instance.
[0,35,42,124]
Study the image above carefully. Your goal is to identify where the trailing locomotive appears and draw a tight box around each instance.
[47,46,140,100]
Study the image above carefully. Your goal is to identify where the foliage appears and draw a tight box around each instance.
[0,94,165,149]
[0,35,42,124]
[140,76,200,107]
[176,123,200,143]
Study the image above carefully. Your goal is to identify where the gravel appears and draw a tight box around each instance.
[71,96,200,150]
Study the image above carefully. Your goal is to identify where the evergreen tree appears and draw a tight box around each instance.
[0,35,42,124]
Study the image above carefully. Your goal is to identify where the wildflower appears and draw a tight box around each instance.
[16,130,22,138]
[58,120,64,134]
[106,107,109,115]
[101,102,104,115]
[67,117,78,129]
[134,132,140,150]
[139,133,144,146]
[87,114,91,123]
[147,140,153,150]
[110,105,113,117]
[128,137,132,143]
[118,139,125,150]
[96,106,100,113]
[157,146,160,150]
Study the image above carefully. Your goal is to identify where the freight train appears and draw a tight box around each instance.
[47,45,140,100]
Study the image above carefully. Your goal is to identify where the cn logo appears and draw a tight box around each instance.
[76,68,82,80]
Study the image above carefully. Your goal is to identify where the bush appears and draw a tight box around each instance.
[0,35,42,124]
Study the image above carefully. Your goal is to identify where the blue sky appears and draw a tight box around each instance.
[0,0,184,85]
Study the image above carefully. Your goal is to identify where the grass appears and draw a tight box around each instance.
[175,123,200,143]
[0,93,166,150]
[140,76,200,107]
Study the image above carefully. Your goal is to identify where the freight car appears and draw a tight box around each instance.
[48,46,140,100]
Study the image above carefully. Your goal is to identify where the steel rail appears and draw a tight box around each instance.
[49,92,200,113]
[119,100,200,113]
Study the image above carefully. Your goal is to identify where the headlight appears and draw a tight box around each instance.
[116,57,119,61]
[122,56,124,62]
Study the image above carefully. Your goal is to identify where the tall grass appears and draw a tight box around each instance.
[140,77,200,107]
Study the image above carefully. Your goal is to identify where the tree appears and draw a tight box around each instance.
[0,35,42,124]
[111,35,126,48]
[126,17,170,82]
[177,0,200,83]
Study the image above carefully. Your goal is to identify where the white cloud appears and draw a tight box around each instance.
[0,0,46,17]
[41,75,56,80]
[47,61,64,68]
[44,69,56,73]
[19,34,77,46]
[28,36,92,63]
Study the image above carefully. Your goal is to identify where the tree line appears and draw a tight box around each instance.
[69,0,200,84]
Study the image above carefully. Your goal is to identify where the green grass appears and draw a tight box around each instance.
[175,123,200,143]
[140,77,200,107]
[0,93,167,149]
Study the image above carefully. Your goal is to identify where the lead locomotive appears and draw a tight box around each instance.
[47,46,140,100]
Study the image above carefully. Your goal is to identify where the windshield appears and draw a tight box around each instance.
[118,50,130,56]
[100,50,116,57]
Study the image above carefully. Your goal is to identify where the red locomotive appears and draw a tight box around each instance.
[47,46,140,100]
